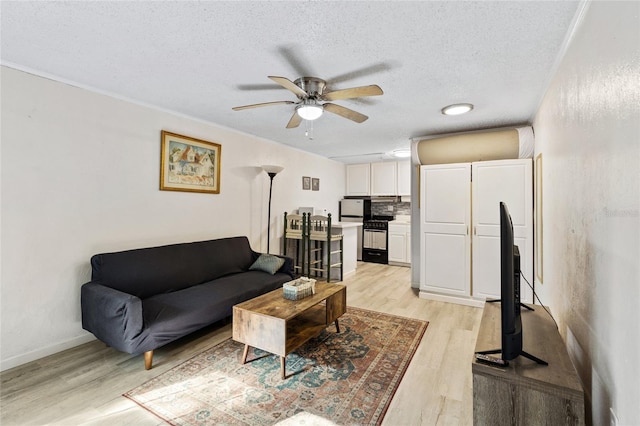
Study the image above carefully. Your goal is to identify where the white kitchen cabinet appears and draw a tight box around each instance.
[346,161,409,196]
[370,162,397,196]
[471,160,533,302]
[419,159,533,306]
[345,163,370,196]
[420,163,472,297]
[389,222,411,265]
[396,161,411,196]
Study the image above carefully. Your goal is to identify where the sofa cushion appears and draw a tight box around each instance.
[249,254,285,275]
[91,236,255,299]
[141,271,289,342]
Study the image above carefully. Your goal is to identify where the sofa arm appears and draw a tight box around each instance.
[251,250,295,278]
[81,281,143,353]
[277,255,295,278]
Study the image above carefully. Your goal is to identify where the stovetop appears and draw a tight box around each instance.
[366,215,394,222]
[364,215,394,229]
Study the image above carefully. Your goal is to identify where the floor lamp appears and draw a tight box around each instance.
[261,165,284,253]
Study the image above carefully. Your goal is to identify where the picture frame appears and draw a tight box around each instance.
[302,176,311,190]
[535,153,543,283]
[160,131,221,194]
[312,178,320,191]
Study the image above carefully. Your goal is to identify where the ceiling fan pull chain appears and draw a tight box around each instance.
[305,120,314,140]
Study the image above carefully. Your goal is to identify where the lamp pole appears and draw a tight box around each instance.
[266,172,276,253]
[261,165,284,253]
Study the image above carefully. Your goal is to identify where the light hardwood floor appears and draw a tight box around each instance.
[1,262,483,425]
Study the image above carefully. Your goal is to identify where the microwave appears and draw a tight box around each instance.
[298,207,314,215]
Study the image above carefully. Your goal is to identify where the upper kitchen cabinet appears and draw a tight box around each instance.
[396,160,411,196]
[346,163,371,196]
[346,161,411,196]
[370,162,397,196]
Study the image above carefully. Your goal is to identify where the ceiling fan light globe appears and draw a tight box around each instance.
[297,104,323,120]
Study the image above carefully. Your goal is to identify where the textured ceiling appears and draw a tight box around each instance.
[1,1,581,163]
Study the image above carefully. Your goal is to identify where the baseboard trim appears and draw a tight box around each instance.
[418,290,485,308]
[0,334,96,372]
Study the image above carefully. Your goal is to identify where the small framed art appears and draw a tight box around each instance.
[312,178,320,191]
[302,176,311,190]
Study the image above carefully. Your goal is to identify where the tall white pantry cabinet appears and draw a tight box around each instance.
[419,159,533,305]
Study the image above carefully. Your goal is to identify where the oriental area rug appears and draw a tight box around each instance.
[124,307,428,426]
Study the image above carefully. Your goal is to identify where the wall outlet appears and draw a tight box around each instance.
[387,205,394,211]
[610,407,618,426]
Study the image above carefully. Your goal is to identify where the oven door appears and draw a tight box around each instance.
[363,229,387,250]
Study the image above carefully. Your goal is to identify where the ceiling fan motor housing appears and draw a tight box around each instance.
[293,77,326,99]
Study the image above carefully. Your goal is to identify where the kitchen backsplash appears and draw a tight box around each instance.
[372,201,411,217]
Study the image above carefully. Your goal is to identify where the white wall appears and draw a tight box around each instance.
[532,2,639,424]
[0,66,345,370]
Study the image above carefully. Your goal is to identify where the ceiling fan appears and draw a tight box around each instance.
[232,76,383,128]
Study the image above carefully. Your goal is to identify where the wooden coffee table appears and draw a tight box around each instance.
[232,281,346,379]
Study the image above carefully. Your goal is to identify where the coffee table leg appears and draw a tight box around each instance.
[241,344,250,364]
[280,356,286,379]
[335,319,341,333]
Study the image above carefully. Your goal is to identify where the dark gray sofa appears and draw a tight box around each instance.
[81,236,294,369]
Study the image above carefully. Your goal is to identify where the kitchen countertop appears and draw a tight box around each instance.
[390,215,411,225]
[331,221,362,229]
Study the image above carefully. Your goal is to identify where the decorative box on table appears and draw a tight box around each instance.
[283,277,317,300]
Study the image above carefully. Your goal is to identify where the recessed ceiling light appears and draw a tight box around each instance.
[441,103,474,116]
[392,149,411,158]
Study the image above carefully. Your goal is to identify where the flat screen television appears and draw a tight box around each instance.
[497,201,547,365]
[499,201,523,361]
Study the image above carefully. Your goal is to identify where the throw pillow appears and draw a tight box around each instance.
[249,254,285,275]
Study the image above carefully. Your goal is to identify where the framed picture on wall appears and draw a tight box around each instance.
[160,131,221,194]
[302,176,311,190]
[312,178,320,191]
[535,153,543,283]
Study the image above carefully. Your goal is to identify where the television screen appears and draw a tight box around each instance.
[500,202,523,361]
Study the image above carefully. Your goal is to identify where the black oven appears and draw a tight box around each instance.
[362,215,393,264]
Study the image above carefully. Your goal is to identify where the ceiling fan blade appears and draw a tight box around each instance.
[236,83,282,91]
[329,62,393,84]
[268,76,308,98]
[277,46,315,78]
[232,101,294,111]
[323,103,368,123]
[286,111,302,128]
[322,85,383,101]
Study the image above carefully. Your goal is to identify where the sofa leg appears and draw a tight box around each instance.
[144,350,153,370]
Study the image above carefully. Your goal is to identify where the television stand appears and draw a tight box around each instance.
[473,302,585,425]
[476,347,548,365]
